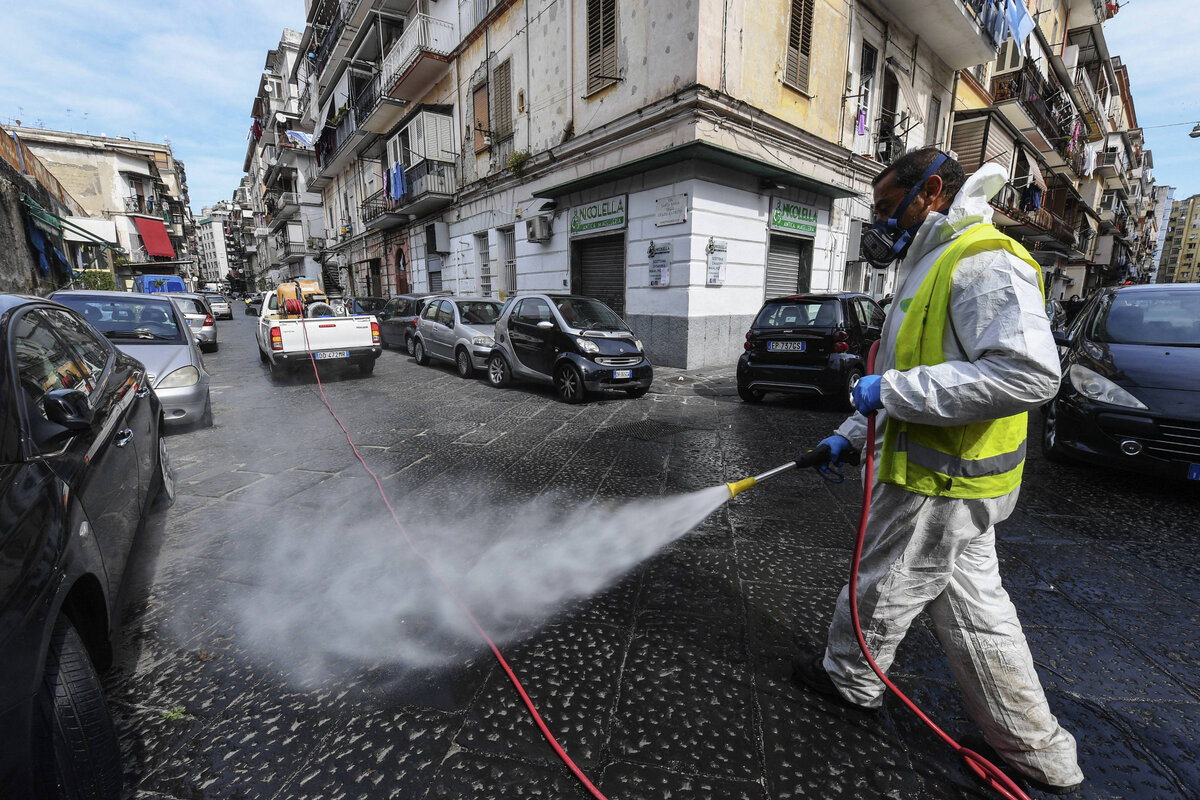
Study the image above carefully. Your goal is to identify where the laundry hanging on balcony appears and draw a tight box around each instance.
[389,163,406,201]
[285,130,313,148]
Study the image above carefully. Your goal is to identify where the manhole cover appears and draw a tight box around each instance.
[605,420,690,441]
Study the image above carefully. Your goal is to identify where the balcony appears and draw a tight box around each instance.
[353,72,406,136]
[362,187,406,231]
[992,66,1069,164]
[311,108,371,189]
[311,0,367,81]
[880,0,1000,69]
[381,13,456,102]
[277,239,311,263]
[990,183,1077,249]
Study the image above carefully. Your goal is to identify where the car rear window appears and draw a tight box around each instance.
[755,300,839,328]
[458,301,501,324]
[54,296,186,343]
[1092,293,1200,346]
[172,297,208,315]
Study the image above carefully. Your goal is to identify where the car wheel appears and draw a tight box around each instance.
[626,386,649,399]
[554,363,586,404]
[737,384,764,403]
[487,354,511,387]
[455,348,474,378]
[414,339,430,365]
[1041,400,1068,463]
[841,367,864,411]
[36,617,122,800]
[359,359,376,376]
[405,334,416,357]
[152,430,176,510]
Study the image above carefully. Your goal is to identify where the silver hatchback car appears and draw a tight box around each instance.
[412,297,503,377]
[165,292,218,352]
[50,290,214,429]
[202,292,233,319]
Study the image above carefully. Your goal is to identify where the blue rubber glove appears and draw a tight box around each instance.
[852,374,884,416]
[818,434,853,467]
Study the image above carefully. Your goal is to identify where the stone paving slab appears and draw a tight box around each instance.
[105,317,1200,800]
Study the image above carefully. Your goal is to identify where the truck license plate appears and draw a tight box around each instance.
[768,341,806,352]
[613,369,633,380]
[1188,463,1200,481]
[317,351,349,360]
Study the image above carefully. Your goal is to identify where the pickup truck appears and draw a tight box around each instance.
[255,282,381,378]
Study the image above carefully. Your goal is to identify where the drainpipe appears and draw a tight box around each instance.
[838,0,856,149]
[525,0,532,154]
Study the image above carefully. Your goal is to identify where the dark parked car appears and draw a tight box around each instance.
[1042,283,1200,480]
[377,292,450,354]
[344,296,388,317]
[487,293,653,403]
[736,292,884,409]
[0,294,173,798]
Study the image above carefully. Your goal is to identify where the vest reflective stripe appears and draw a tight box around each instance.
[879,223,1044,499]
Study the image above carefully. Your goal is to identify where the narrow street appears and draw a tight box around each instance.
[108,313,1200,800]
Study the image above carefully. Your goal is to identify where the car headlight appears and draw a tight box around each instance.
[472,336,494,348]
[575,336,600,354]
[633,339,644,352]
[1067,364,1147,409]
[157,365,200,389]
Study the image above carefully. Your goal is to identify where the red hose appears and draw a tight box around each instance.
[296,326,610,800]
[852,341,1032,800]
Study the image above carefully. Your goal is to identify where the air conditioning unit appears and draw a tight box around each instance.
[425,221,450,254]
[526,215,552,243]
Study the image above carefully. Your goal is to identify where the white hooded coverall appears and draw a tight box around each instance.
[825,164,1084,788]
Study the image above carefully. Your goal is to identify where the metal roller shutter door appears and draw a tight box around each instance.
[578,235,626,317]
[765,235,811,297]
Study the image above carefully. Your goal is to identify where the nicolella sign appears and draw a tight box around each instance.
[570,195,627,236]
[769,197,826,236]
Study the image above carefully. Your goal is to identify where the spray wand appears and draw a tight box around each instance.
[725,443,859,499]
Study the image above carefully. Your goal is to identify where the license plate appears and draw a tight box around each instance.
[613,369,633,380]
[1188,463,1200,481]
[768,341,806,352]
[316,351,349,360]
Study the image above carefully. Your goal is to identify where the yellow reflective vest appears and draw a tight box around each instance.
[878,223,1045,499]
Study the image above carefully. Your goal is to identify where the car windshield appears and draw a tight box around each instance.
[458,301,501,324]
[54,296,186,343]
[555,298,627,330]
[1091,293,1200,346]
[353,298,387,314]
[755,299,839,328]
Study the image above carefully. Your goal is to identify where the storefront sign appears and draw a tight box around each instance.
[648,241,671,287]
[570,195,627,236]
[706,238,727,286]
[770,197,824,235]
[655,194,688,226]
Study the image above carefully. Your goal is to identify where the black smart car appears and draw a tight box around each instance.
[1042,283,1200,479]
[736,292,884,409]
[0,294,173,798]
[486,293,653,403]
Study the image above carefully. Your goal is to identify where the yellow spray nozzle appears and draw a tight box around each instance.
[726,476,758,499]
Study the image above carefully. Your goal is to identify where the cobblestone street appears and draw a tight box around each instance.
[109,315,1200,799]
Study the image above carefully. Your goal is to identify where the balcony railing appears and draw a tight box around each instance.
[381,14,455,93]
[125,196,164,215]
[1096,149,1129,175]
[992,66,1065,151]
[401,159,456,205]
[315,108,359,168]
[991,182,1076,246]
[352,73,383,123]
[361,187,395,225]
[313,9,347,78]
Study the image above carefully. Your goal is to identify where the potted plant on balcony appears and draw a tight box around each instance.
[507,149,532,177]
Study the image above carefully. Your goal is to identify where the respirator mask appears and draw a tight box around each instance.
[860,153,948,269]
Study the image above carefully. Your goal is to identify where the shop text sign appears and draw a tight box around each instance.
[770,197,824,235]
[570,195,627,236]
[706,238,727,286]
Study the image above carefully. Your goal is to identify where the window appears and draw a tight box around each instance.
[586,0,618,94]
[13,310,93,448]
[492,61,513,139]
[476,233,492,296]
[43,308,112,384]
[515,297,552,323]
[500,227,516,296]
[783,0,815,93]
[473,83,490,152]
[926,95,942,147]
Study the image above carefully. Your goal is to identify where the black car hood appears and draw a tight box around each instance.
[1081,342,1200,392]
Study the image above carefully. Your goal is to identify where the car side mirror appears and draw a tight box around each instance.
[43,389,93,431]
[536,320,555,329]
[1052,331,1074,348]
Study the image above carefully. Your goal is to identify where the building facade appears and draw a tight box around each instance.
[1157,193,1200,284]
[11,128,195,290]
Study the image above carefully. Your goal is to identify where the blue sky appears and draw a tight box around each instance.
[2,1,1196,212]
[1,0,301,213]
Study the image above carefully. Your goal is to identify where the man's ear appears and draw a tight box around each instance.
[924,174,952,212]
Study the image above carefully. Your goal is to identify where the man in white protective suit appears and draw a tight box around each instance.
[792,147,1085,795]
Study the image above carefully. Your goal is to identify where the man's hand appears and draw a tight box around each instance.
[852,375,884,416]
[817,434,853,467]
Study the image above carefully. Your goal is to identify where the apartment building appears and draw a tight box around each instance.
[281,0,1019,367]
[1157,193,1200,284]
[10,127,195,290]
[243,30,327,290]
[946,0,1157,301]
[195,200,249,288]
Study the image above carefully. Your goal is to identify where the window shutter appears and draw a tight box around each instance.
[587,0,618,94]
[785,0,814,93]
[493,61,513,138]
[473,84,490,152]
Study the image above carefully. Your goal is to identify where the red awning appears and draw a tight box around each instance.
[132,216,177,258]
